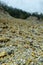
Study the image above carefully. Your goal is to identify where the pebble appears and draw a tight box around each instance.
[0,51,7,58]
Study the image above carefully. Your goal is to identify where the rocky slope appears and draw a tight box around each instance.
[0,7,43,65]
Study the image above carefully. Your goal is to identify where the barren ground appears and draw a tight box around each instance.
[0,11,43,65]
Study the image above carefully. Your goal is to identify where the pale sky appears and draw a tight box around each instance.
[0,0,43,13]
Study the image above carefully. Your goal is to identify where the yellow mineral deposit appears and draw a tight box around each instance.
[0,51,7,58]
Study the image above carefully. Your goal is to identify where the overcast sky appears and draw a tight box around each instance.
[0,0,43,13]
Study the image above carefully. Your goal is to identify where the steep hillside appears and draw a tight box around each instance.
[0,7,43,65]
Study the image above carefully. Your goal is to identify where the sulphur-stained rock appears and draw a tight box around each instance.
[2,63,11,65]
[0,51,7,58]
[2,62,17,65]
[0,37,10,42]
[26,58,32,65]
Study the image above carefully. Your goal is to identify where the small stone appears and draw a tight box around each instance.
[0,28,2,32]
[32,52,35,57]
[39,57,43,62]
[2,63,6,65]
[0,37,10,42]
[0,51,7,58]
[26,58,32,65]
